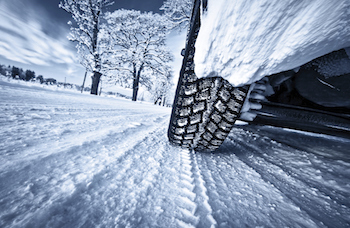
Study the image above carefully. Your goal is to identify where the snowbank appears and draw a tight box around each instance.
[194,0,350,86]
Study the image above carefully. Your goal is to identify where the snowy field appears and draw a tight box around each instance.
[0,79,349,227]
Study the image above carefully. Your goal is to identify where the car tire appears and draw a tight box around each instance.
[168,75,249,151]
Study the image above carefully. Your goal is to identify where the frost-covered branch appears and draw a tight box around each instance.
[59,0,114,95]
[160,0,193,31]
[102,9,173,101]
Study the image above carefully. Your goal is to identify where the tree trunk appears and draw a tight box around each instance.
[132,64,144,101]
[132,74,139,101]
[154,97,161,105]
[162,94,166,106]
[90,71,102,95]
[90,3,101,96]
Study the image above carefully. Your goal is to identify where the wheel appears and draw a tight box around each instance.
[168,0,251,151]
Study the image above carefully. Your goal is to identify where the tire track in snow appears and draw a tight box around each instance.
[0,114,164,172]
[25,119,201,228]
[194,153,237,227]
[175,150,198,227]
[189,150,217,228]
[206,151,320,227]
[3,116,210,228]
[175,149,216,228]
[0,115,170,227]
[191,136,320,227]
[0,112,162,172]
[239,126,350,208]
[225,127,350,227]
[196,152,282,227]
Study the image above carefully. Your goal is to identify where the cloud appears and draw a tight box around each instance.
[0,0,76,67]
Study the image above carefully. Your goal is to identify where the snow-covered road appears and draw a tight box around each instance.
[1,79,349,227]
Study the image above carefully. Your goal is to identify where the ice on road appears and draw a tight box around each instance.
[0,80,349,227]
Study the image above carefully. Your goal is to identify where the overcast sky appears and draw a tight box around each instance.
[0,0,175,85]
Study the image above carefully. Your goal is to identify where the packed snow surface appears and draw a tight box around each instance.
[195,0,350,86]
[1,78,350,227]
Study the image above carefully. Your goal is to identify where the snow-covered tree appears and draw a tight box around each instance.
[0,65,6,76]
[25,70,35,81]
[36,75,44,84]
[102,10,173,101]
[160,0,193,31]
[11,67,25,80]
[59,0,114,95]
[150,69,173,106]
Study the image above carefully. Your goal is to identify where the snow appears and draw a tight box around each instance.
[1,78,350,227]
[194,0,350,86]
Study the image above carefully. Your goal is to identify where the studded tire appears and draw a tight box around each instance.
[168,77,248,151]
[167,0,249,151]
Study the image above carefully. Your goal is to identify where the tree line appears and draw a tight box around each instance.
[0,64,79,89]
[59,0,192,105]
[0,64,42,82]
